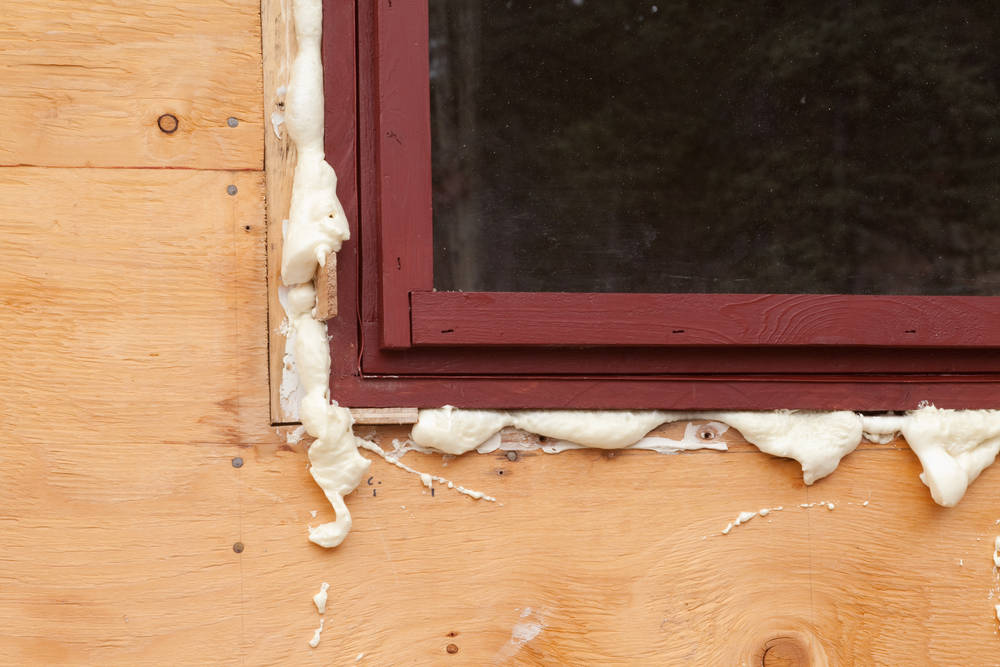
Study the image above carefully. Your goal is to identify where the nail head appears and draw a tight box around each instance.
[233,542,245,553]
[227,116,239,127]
[232,457,244,468]
[226,185,238,196]
[505,451,518,461]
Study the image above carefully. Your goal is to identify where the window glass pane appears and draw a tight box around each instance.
[430,1,1000,295]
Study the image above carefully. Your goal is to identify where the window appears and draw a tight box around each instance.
[322,0,1000,409]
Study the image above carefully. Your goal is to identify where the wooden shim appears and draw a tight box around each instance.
[349,407,419,425]
[313,252,338,321]
[263,0,298,423]
[0,0,263,169]
[0,167,272,445]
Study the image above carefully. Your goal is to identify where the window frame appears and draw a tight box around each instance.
[321,0,1000,410]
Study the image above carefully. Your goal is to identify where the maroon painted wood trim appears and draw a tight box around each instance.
[330,372,1000,410]
[321,1,357,209]
[331,0,1000,412]
[323,0,362,380]
[411,291,1000,348]
[372,0,433,348]
[357,0,380,327]
[359,325,1000,375]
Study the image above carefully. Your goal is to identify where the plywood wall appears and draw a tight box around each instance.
[1,1,999,664]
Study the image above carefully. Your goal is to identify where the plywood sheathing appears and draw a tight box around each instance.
[0,0,263,169]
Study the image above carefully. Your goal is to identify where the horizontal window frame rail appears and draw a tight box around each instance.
[409,291,1000,348]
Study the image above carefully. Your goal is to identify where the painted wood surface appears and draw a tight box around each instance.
[410,291,1000,348]
[371,0,434,349]
[327,371,1000,412]
[0,0,263,169]
[2,0,1000,664]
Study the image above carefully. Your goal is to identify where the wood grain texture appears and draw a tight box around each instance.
[0,168,271,445]
[313,252,338,320]
[349,407,418,424]
[0,441,244,666]
[0,0,263,169]
[411,291,1000,348]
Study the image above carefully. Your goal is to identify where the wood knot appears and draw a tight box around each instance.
[157,113,179,134]
[760,635,811,666]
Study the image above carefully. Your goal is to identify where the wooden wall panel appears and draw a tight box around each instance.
[0,441,243,666]
[0,168,271,445]
[0,0,263,169]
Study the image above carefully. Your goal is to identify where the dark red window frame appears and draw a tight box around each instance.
[321,0,1000,410]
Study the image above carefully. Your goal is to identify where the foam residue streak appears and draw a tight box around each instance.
[358,440,496,502]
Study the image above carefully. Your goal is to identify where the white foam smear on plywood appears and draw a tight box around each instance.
[358,440,496,502]
[495,607,548,662]
[279,0,1000,551]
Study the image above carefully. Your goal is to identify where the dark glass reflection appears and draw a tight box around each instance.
[430,1,1000,294]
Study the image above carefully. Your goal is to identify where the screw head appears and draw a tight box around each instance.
[505,451,518,461]
[226,185,238,196]
[231,457,243,468]
[157,114,179,134]
[233,542,245,553]
[227,116,239,128]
